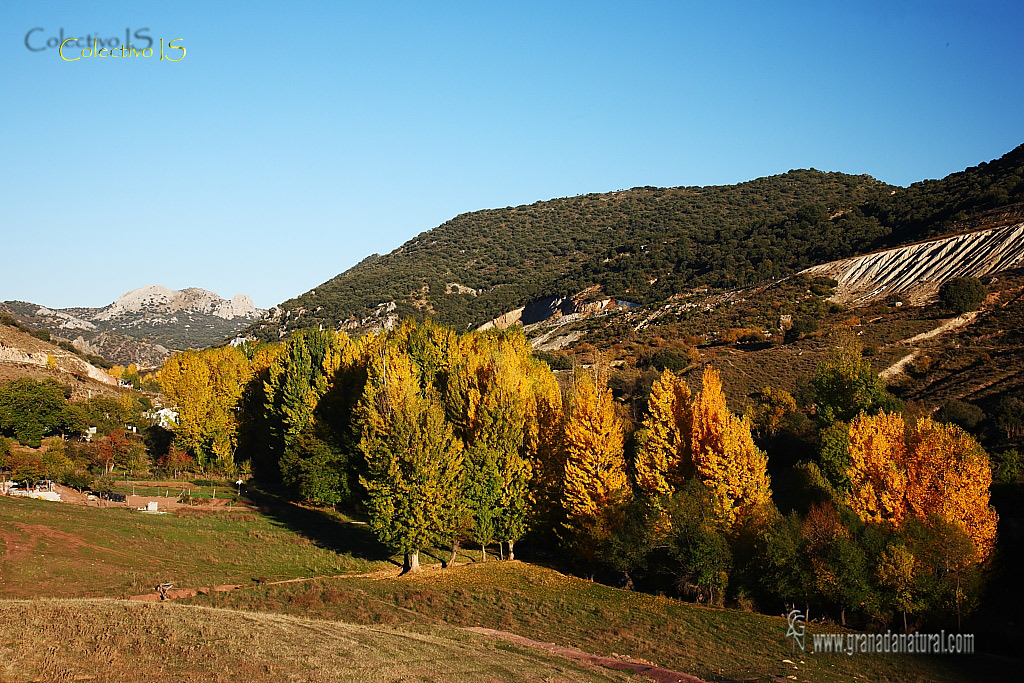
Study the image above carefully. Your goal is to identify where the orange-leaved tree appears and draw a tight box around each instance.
[846,412,997,560]
[561,366,627,563]
[689,367,772,528]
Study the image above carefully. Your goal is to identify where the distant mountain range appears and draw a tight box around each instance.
[244,144,1024,341]
[1,285,265,367]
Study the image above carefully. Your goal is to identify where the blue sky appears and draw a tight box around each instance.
[1,1,1022,309]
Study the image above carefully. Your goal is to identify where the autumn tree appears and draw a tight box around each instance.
[357,345,464,573]
[161,346,252,472]
[845,411,909,525]
[634,369,692,498]
[846,412,998,560]
[444,329,544,561]
[749,386,797,438]
[40,440,74,481]
[877,543,921,632]
[523,357,565,538]
[905,418,998,560]
[92,429,148,474]
[689,367,772,529]
[561,367,628,564]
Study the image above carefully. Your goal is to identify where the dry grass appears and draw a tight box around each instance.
[0,598,636,683]
[187,561,1016,683]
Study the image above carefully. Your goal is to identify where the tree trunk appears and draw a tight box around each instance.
[507,539,515,561]
[403,550,421,574]
[481,543,487,562]
[841,608,846,627]
[499,542,505,561]
[443,539,459,569]
[903,609,908,634]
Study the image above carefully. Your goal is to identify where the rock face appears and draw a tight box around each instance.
[95,286,261,321]
[800,223,1024,305]
[1,286,266,367]
[0,324,119,395]
[478,288,639,333]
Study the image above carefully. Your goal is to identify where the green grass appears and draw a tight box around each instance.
[109,481,241,502]
[185,561,1014,683]
[0,495,391,597]
[0,599,635,683]
[2,496,1013,683]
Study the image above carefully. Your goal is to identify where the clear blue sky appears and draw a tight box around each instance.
[2,1,1022,309]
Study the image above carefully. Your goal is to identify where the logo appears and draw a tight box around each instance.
[25,28,153,52]
[785,609,806,652]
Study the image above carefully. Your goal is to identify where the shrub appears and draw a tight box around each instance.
[939,277,986,314]
[935,399,985,431]
[63,471,95,491]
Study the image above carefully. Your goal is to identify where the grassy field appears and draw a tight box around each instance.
[1,496,1014,682]
[108,480,243,503]
[0,599,635,683]
[183,560,1012,683]
[0,495,392,597]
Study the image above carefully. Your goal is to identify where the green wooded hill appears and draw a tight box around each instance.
[248,144,1024,340]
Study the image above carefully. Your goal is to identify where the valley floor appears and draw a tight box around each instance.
[0,497,1014,682]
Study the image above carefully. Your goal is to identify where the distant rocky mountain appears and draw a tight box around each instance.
[1,285,266,367]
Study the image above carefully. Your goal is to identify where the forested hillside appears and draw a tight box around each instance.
[247,144,1024,341]
[249,170,892,338]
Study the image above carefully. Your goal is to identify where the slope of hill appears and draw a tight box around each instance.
[248,170,893,338]
[0,599,632,683]
[246,144,1024,341]
[0,320,120,399]
[801,221,1024,305]
[2,285,266,367]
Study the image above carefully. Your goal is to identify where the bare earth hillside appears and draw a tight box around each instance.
[801,223,1024,305]
[0,323,120,399]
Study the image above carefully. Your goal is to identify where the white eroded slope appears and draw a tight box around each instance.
[800,223,1024,305]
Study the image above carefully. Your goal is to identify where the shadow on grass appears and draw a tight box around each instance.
[246,487,398,567]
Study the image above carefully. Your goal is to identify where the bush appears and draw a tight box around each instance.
[63,471,95,491]
[939,277,986,314]
[935,399,985,431]
[642,348,691,372]
[993,449,1022,484]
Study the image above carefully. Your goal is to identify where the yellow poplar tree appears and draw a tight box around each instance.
[908,418,997,559]
[161,345,251,471]
[561,367,627,562]
[846,413,998,560]
[690,367,771,528]
[635,369,692,497]
[523,355,565,532]
[358,345,464,573]
[846,411,909,525]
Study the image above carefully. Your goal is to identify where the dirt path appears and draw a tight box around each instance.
[880,350,920,380]
[898,311,979,346]
[464,627,707,683]
[879,311,980,380]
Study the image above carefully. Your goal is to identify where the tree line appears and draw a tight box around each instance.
[159,320,999,631]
